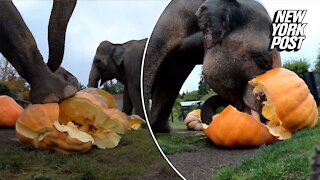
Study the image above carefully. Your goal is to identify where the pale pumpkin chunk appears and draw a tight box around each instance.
[184,109,205,131]
[127,115,146,130]
[54,121,94,143]
[249,68,318,140]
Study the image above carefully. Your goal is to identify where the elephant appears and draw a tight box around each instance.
[54,67,81,91]
[143,0,281,133]
[88,39,147,119]
[0,0,78,104]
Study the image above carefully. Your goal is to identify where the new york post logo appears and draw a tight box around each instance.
[269,10,307,52]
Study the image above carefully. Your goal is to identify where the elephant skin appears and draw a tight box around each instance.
[88,39,147,119]
[54,67,81,91]
[143,0,280,133]
[0,0,78,103]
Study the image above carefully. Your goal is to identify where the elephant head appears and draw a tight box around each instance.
[88,41,125,87]
[196,0,281,119]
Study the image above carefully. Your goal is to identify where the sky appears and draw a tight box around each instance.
[10,0,169,85]
[5,0,320,94]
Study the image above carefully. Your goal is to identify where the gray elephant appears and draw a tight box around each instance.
[0,0,78,103]
[88,39,147,118]
[143,0,281,133]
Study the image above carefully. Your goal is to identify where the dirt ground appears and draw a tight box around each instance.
[166,129,259,180]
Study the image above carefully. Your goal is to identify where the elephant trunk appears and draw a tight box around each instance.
[88,64,101,88]
[47,0,77,72]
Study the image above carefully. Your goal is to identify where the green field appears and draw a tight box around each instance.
[0,129,179,180]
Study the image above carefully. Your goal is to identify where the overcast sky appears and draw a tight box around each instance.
[11,0,169,86]
[6,1,320,94]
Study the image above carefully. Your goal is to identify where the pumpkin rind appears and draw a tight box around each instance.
[204,105,277,148]
[0,95,23,127]
[249,68,318,140]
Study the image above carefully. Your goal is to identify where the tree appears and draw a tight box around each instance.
[198,71,211,97]
[102,80,124,94]
[0,55,30,100]
[315,46,320,72]
[182,90,200,101]
[283,57,310,78]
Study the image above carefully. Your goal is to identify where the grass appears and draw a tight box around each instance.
[214,124,320,179]
[156,132,208,155]
[157,119,209,155]
[168,119,187,129]
[0,129,178,179]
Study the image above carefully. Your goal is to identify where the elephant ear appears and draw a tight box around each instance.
[112,45,125,66]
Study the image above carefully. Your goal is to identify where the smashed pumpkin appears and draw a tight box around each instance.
[249,68,318,140]
[59,90,128,149]
[16,88,130,153]
[204,105,277,148]
[16,103,92,153]
[204,68,318,148]
[0,95,23,127]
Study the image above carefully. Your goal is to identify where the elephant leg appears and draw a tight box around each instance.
[200,95,229,124]
[122,88,133,115]
[47,0,77,72]
[127,83,145,120]
[0,1,77,103]
[151,62,196,133]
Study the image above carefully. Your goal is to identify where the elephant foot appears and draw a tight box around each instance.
[151,121,171,133]
[29,72,77,104]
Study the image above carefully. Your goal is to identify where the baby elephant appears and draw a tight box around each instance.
[88,38,147,119]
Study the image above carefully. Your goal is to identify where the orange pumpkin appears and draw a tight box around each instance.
[0,95,23,127]
[249,68,318,140]
[16,88,128,153]
[204,105,277,148]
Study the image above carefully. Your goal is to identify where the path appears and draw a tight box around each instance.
[166,129,259,180]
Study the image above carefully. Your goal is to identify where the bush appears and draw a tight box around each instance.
[0,83,16,98]
[283,57,310,78]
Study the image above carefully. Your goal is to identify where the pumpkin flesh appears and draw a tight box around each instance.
[59,90,128,149]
